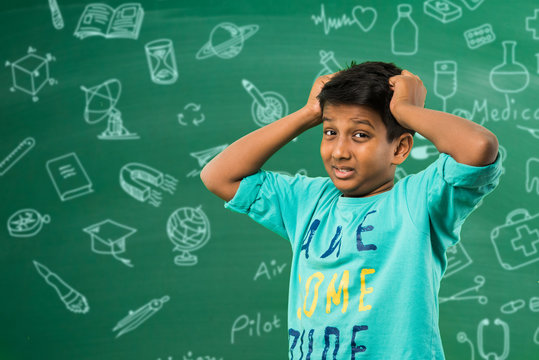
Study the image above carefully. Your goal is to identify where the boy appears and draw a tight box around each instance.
[201,62,501,359]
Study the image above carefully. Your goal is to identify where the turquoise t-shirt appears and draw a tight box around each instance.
[224,153,502,359]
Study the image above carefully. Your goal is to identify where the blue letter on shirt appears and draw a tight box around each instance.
[356,210,377,252]
[321,225,343,259]
[351,325,368,358]
[300,219,320,259]
[322,326,340,360]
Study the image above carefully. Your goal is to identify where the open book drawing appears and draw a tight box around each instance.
[74,3,144,39]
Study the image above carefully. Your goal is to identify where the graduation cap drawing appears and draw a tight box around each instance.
[83,219,137,267]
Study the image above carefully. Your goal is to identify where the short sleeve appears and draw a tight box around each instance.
[224,170,330,242]
[404,152,503,249]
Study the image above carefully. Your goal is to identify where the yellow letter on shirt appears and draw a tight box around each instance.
[326,270,349,314]
[303,272,324,318]
[358,268,375,312]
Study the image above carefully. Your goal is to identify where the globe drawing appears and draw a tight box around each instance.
[166,206,210,266]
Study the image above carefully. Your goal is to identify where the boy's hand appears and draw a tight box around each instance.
[304,72,339,126]
[388,70,427,128]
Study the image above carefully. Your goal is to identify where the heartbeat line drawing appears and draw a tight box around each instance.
[311,4,377,35]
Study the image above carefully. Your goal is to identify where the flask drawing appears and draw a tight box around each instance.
[489,41,529,93]
[391,4,418,56]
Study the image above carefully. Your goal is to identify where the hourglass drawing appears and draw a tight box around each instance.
[145,39,178,85]
[489,41,529,94]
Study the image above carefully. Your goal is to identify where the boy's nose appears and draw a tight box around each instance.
[332,138,351,159]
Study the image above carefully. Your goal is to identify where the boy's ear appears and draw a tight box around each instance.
[392,133,413,165]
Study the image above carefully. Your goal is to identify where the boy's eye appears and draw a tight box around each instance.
[323,129,336,136]
[354,132,368,138]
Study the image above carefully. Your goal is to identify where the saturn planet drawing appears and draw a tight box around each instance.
[196,22,259,60]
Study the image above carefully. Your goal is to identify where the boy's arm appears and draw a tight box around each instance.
[200,74,335,201]
[389,70,499,167]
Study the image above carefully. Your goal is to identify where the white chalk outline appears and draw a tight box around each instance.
[0,137,35,176]
[196,22,259,60]
[7,209,50,238]
[463,23,496,50]
[489,41,530,94]
[525,9,539,40]
[81,79,139,140]
[113,295,169,337]
[46,152,94,201]
[177,103,205,126]
[167,206,211,266]
[74,3,144,40]
[5,47,57,102]
[391,4,418,56]
[145,39,178,85]
[440,275,487,305]
[460,0,484,11]
[119,163,177,207]
[491,208,539,270]
[83,219,137,267]
[311,4,377,35]
[525,158,539,195]
[423,0,462,24]
[242,79,289,127]
[434,60,457,113]
[48,0,64,29]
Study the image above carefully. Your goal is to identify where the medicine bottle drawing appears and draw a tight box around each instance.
[391,4,418,56]
[489,41,529,93]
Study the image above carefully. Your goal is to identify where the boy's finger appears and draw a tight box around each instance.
[401,69,414,76]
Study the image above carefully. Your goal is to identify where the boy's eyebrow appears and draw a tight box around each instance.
[322,117,375,128]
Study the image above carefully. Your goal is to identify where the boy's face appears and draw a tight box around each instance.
[320,103,402,197]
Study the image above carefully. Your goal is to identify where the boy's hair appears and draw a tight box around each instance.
[317,61,416,141]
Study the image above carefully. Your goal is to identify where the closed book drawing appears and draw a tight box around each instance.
[46,152,93,201]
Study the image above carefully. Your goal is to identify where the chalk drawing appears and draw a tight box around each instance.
[7,209,50,238]
[33,260,90,314]
[120,163,177,207]
[81,79,139,140]
[113,296,170,338]
[74,3,144,39]
[0,137,35,176]
[196,22,258,60]
[5,47,57,102]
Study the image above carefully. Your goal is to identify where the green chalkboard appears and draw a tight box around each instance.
[1,0,538,359]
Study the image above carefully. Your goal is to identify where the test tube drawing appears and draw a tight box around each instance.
[242,79,288,127]
[113,296,170,338]
[316,50,343,79]
[434,60,457,112]
[48,0,64,30]
[145,39,178,85]
[33,261,89,314]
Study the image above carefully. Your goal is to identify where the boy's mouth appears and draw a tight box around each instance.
[332,165,354,179]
